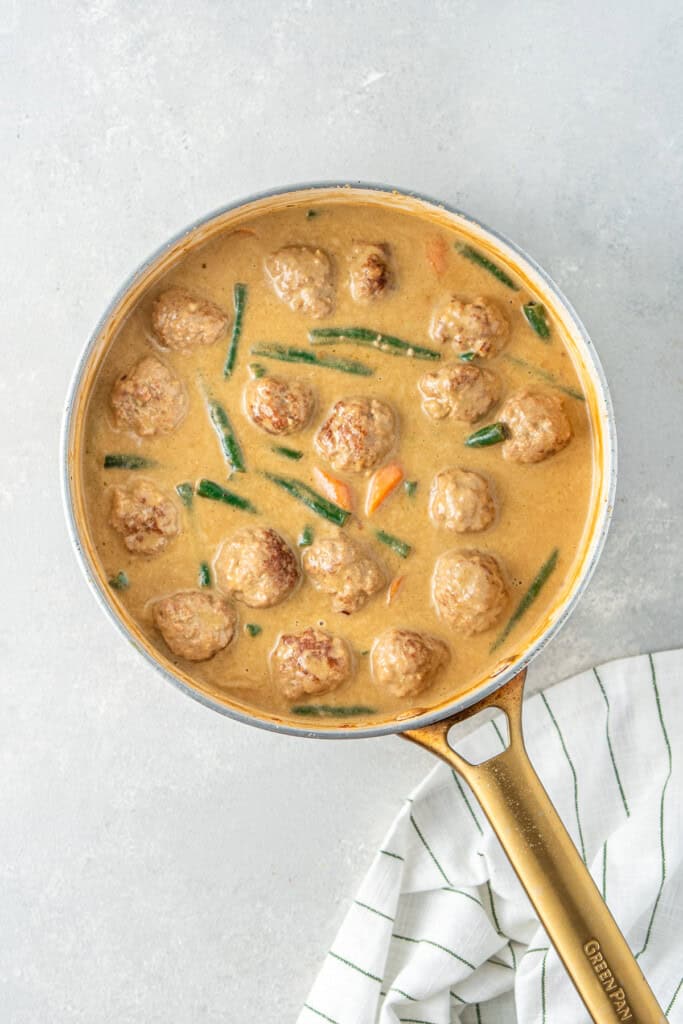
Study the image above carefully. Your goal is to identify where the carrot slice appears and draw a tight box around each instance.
[425,235,448,275]
[312,467,353,512]
[366,462,404,515]
[386,575,405,605]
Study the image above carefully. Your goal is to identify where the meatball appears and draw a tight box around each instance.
[109,479,180,554]
[498,390,572,464]
[153,590,237,661]
[430,296,509,358]
[372,628,450,698]
[271,627,352,699]
[244,375,314,436]
[151,287,229,352]
[215,527,299,608]
[429,469,495,534]
[315,397,397,473]
[303,534,385,614]
[265,246,334,318]
[432,550,508,635]
[418,362,500,423]
[348,242,392,302]
[110,356,187,437]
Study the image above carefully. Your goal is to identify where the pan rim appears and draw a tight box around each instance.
[60,180,617,739]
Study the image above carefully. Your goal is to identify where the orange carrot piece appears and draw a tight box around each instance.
[312,467,353,512]
[366,462,404,515]
[425,235,448,275]
[386,575,405,605]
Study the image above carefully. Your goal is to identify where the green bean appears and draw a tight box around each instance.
[103,454,156,470]
[404,480,418,497]
[456,244,519,290]
[263,472,350,526]
[175,482,194,508]
[298,525,314,547]
[375,529,412,559]
[250,344,372,377]
[309,327,441,362]
[206,396,245,474]
[246,623,262,637]
[196,478,258,512]
[198,562,211,588]
[491,548,559,652]
[459,351,477,362]
[223,283,247,377]
[249,363,267,378]
[502,354,585,401]
[272,445,303,461]
[465,423,508,448]
[291,705,375,718]
[108,571,129,590]
[522,302,551,340]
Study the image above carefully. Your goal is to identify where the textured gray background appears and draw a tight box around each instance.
[1,2,681,1022]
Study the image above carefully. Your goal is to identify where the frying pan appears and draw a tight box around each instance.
[61,183,665,1022]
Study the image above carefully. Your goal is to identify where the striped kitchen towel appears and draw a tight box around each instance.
[297,649,682,1023]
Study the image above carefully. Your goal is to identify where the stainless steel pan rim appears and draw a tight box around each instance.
[61,180,617,740]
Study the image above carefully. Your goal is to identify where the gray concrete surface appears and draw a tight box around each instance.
[1,2,681,1021]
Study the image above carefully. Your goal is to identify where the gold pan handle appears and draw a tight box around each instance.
[403,670,666,1023]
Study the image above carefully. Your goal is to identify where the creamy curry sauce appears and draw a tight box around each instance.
[81,198,596,726]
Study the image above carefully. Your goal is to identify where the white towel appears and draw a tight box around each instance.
[298,650,682,1023]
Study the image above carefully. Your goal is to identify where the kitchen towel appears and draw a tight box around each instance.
[298,649,682,1023]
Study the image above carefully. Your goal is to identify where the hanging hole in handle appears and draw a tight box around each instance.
[447,707,510,765]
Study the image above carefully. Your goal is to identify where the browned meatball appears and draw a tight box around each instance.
[499,390,572,463]
[265,246,334,318]
[244,375,314,436]
[153,590,237,661]
[430,296,509,357]
[315,397,397,473]
[110,356,187,437]
[348,242,392,302]
[418,362,500,423]
[109,479,180,554]
[303,534,385,613]
[432,550,508,634]
[215,527,299,608]
[371,628,450,698]
[271,627,352,699]
[151,288,229,351]
[429,469,495,534]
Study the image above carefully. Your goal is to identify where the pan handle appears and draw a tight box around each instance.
[402,669,666,1023]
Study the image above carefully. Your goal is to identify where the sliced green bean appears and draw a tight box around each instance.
[502,354,585,401]
[459,351,477,362]
[206,396,246,474]
[522,302,551,340]
[491,548,559,652]
[404,480,418,497]
[223,282,247,377]
[272,445,303,461]
[251,344,372,377]
[103,454,156,470]
[375,529,412,559]
[465,422,508,448]
[246,623,262,637]
[196,478,258,512]
[291,705,375,718]
[263,472,350,526]
[198,562,212,588]
[175,482,194,508]
[108,571,129,590]
[298,525,314,547]
[309,327,441,362]
[456,244,519,290]
[249,362,267,378]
